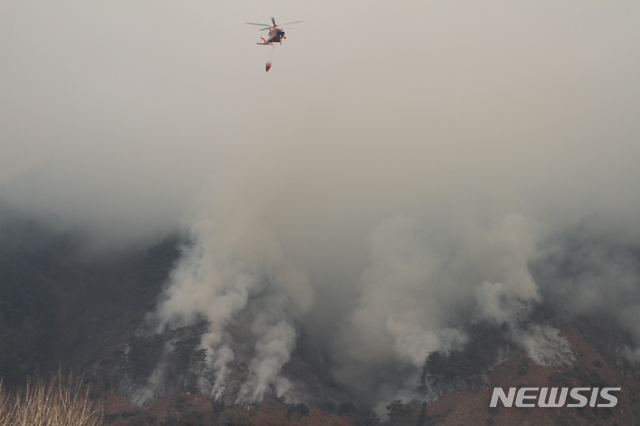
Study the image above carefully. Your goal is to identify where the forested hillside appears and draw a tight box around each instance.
[0,214,179,388]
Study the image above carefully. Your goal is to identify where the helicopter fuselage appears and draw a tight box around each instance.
[259,28,286,45]
[248,18,301,45]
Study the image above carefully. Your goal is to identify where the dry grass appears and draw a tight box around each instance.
[0,372,103,426]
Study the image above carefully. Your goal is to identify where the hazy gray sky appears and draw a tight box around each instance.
[3,2,639,242]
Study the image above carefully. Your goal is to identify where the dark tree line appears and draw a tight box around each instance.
[420,322,511,396]
[0,213,180,388]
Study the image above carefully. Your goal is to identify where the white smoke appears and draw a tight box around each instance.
[512,325,575,367]
[475,281,575,368]
[237,318,297,402]
[533,218,640,368]
[128,195,578,407]
[333,215,467,383]
[134,178,313,404]
[332,212,574,404]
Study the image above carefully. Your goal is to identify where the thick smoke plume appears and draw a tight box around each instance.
[127,178,313,405]
[331,213,574,406]
[124,187,578,407]
[533,215,640,366]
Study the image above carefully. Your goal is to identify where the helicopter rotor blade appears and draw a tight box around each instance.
[246,22,271,26]
[279,20,303,26]
[272,17,276,26]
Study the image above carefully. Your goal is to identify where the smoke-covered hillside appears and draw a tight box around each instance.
[0,210,180,388]
[3,206,640,418]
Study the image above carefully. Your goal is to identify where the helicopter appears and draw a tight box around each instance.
[246,17,303,45]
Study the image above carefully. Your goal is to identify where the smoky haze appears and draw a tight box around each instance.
[3,0,640,408]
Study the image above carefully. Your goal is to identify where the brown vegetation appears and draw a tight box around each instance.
[0,372,103,426]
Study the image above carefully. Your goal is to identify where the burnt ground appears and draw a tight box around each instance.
[424,322,640,426]
[98,321,640,425]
